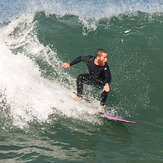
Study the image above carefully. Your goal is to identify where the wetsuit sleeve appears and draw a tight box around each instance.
[70,56,88,66]
[104,64,111,84]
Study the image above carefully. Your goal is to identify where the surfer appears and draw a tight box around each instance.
[61,49,111,113]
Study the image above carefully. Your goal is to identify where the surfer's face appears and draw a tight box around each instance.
[97,53,107,66]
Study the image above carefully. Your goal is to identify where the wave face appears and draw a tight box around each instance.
[0,0,163,162]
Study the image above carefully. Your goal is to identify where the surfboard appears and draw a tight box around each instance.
[48,82,135,124]
[48,82,77,95]
[99,112,136,124]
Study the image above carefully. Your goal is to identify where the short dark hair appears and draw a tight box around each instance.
[95,49,107,57]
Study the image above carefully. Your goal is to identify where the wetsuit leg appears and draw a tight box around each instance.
[100,91,109,106]
[76,74,90,97]
[86,78,109,106]
[76,74,109,106]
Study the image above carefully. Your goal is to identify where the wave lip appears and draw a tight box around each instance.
[0,0,163,23]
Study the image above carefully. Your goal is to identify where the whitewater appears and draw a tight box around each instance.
[0,0,163,162]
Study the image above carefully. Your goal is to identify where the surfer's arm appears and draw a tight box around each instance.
[69,56,87,66]
[62,56,87,68]
[102,64,111,92]
[104,64,111,84]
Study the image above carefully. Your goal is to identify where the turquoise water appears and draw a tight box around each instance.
[0,0,163,162]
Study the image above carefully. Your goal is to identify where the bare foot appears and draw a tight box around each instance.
[72,96,81,101]
[100,106,105,113]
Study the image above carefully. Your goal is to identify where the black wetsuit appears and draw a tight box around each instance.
[70,56,111,106]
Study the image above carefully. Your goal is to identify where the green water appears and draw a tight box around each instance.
[0,1,163,162]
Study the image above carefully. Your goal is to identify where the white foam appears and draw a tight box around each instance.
[0,16,101,128]
[0,43,100,127]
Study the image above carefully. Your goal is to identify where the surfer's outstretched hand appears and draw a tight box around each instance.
[61,63,70,68]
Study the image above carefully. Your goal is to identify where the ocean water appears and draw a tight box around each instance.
[0,0,163,162]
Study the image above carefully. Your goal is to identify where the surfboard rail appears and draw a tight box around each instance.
[100,113,136,124]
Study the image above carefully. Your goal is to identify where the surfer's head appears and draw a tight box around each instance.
[95,49,107,57]
[95,49,108,66]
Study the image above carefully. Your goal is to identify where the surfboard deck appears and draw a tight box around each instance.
[99,112,136,124]
[48,82,77,95]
